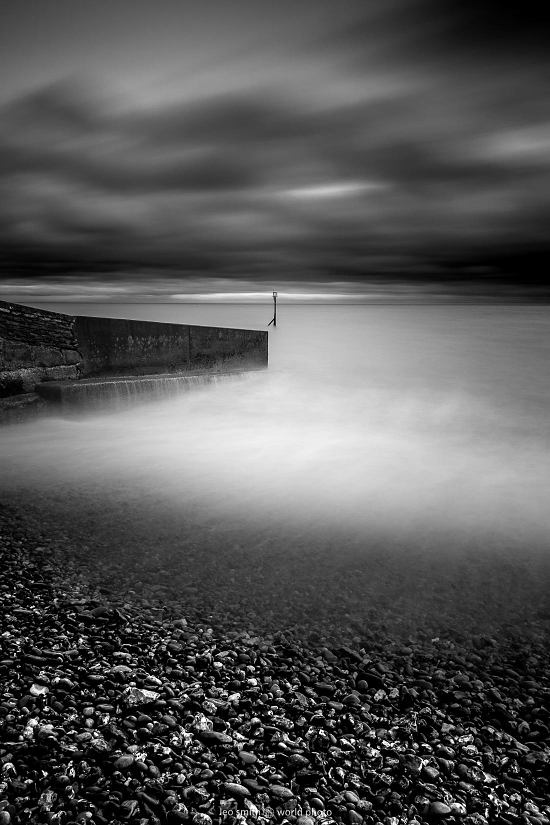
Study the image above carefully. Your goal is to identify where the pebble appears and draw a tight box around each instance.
[431,801,453,817]
[269,784,295,800]
[30,683,49,696]
[422,765,440,781]
[238,750,257,764]
[223,782,251,797]
[113,755,134,770]
[197,729,233,745]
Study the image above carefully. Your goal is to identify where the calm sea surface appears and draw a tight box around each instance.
[2,303,550,639]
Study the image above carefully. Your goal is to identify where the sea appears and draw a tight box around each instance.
[2,302,550,641]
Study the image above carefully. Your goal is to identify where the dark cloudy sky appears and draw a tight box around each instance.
[1,0,549,302]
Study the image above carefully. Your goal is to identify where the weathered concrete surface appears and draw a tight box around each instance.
[188,324,267,372]
[74,315,191,376]
[74,315,267,376]
[35,370,254,412]
[0,300,268,404]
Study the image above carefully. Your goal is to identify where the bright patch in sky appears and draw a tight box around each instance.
[283,181,385,199]
[172,291,361,303]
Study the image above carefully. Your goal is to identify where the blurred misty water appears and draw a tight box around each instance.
[2,303,550,639]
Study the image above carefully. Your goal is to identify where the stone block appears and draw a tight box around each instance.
[33,345,65,367]
[2,339,34,368]
[0,367,43,395]
[62,348,82,365]
[42,365,80,382]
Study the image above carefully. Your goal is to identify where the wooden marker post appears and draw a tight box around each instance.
[268,291,277,327]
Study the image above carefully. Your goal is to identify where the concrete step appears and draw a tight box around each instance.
[34,368,262,411]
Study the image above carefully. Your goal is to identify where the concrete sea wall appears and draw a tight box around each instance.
[74,315,267,376]
[0,299,268,420]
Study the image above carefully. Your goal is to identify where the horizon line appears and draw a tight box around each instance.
[11,299,550,307]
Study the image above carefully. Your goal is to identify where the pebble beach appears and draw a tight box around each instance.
[1,504,550,825]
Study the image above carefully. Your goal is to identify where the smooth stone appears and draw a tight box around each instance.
[241,779,266,793]
[114,755,135,770]
[223,783,251,797]
[238,750,257,765]
[197,730,233,745]
[288,753,310,769]
[430,802,452,817]
[269,785,295,800]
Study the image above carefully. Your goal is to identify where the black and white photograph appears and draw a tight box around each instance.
[1,1,549,823]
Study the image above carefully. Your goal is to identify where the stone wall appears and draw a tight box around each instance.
[0,301,81,397]
[0,300,268,400]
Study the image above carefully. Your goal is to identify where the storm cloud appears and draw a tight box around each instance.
[1,0,549,300]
